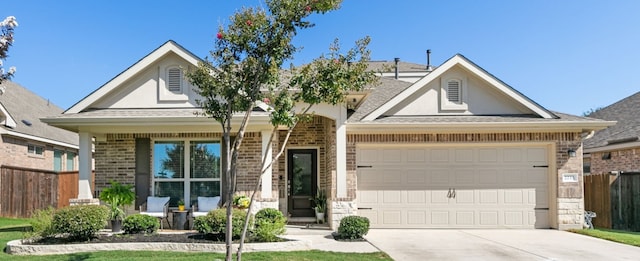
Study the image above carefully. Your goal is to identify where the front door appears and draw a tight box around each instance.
[287,149,317,217]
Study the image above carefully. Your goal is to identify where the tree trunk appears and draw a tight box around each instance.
[224,116,233,261]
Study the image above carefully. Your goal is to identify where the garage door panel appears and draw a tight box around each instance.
[407,149,427,162]
[455,149,474,162]
[407,210,427,225]
[407,190,427,204]
[357,145,550,229]
[382,210,402,225]
[478,190,499,204]
[383,149,403,163]
[479,211,499,225]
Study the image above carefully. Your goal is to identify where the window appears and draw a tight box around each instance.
[602,152,611,160]
[153,140,221,206]
[53,150,63,171]
[66,151,76,171]
[27,144,44,156]
[167,67,182,93]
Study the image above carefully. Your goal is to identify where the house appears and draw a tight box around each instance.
[43,40,613,230]
[583,92,640,175]
[0,81,79,171]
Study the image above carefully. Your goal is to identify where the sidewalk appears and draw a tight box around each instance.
[283,225,379,253]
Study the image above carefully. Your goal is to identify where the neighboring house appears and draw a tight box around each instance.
[0,81,79,171]
[583,92,640,175]
[43,40,613,230]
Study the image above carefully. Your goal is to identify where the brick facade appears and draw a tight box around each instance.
[589,148,640,175]
[0,135,78,171]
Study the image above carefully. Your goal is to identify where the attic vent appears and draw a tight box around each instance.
[447,80,461,103]
[21,119,32,126]
[167,67,182,92]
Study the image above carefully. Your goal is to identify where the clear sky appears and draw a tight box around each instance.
[2,0,639,116]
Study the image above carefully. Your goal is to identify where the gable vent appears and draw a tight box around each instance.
[447,80,461,103]
[167,68,182,92]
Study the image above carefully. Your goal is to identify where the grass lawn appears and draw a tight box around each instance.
[571,228,640,247]
[0,217,390,260]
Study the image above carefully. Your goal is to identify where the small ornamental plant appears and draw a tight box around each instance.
[233,195,250,209]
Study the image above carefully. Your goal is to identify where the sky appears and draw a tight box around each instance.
[2,0,639,116]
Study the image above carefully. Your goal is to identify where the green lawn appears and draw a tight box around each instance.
[0,217,390,260]
[571,228,640,247]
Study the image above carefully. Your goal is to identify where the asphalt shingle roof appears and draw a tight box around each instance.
[584,91,640,149]
[367,60,432,73]
[0,81,78,146]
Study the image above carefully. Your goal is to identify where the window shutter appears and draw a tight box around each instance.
[167,68,182,92]
[447,80,461,103]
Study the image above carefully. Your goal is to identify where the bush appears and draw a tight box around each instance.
[123,214,159,234]
[52,205,109,241]
[194,208,252,239]
[28,207,56,239]
[253,208,286,242]
[337,216,370,239]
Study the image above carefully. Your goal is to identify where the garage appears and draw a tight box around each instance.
[356,144,551,229]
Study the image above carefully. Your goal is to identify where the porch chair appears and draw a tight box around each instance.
[140,196,171,229]
[191,196,220,228]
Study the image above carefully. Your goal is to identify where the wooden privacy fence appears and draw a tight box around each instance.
[584,172,640,231]
[0,165,94,218]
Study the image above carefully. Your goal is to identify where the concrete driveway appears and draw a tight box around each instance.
[365,229,640,260]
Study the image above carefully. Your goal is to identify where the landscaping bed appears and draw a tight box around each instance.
[27,231,286,245]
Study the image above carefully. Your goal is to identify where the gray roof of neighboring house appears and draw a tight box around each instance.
[0,81,78,146]
[584,91,640,149]
[367,60,432,73]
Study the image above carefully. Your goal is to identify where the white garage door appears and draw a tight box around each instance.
[356,145,550,229]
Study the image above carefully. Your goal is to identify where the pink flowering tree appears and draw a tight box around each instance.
[186,1,377,260]
[0,16,18,93]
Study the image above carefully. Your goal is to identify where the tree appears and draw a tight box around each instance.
[186,1,377,260]
[0,16,18,94]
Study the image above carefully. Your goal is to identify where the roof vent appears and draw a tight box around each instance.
[394,57,400,79]
[21,119,32,126]
[426,49,435,72]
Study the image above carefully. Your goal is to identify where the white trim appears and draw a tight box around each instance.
[336,106,347,198]
[261,129,273,199]
[584,141,640,153]
[362,55,556,121]
[66,41,201,114]
[0,128,78,149]
[78,132,93,199]
[0,103,16,128]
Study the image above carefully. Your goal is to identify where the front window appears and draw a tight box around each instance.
[153,140,221,206]
[53,150,63,171]
[66,151,76,171]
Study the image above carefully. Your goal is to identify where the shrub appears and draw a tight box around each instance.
[123,214,159,234]
[28,207,56,239]
[337,216,370,240]
[194,208,252,239]
[52,205,109,241]
[253,208,286,242]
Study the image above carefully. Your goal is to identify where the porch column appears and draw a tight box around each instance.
[336,106,347,198]
[78,132,93,199]
[261,129,273,199]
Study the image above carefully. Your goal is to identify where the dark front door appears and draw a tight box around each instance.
[287,149,317,217]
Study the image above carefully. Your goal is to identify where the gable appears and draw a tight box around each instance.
[91,52,199,109]
[384,65,534,116]
[362,54,557,121]
[66,41,202,114]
